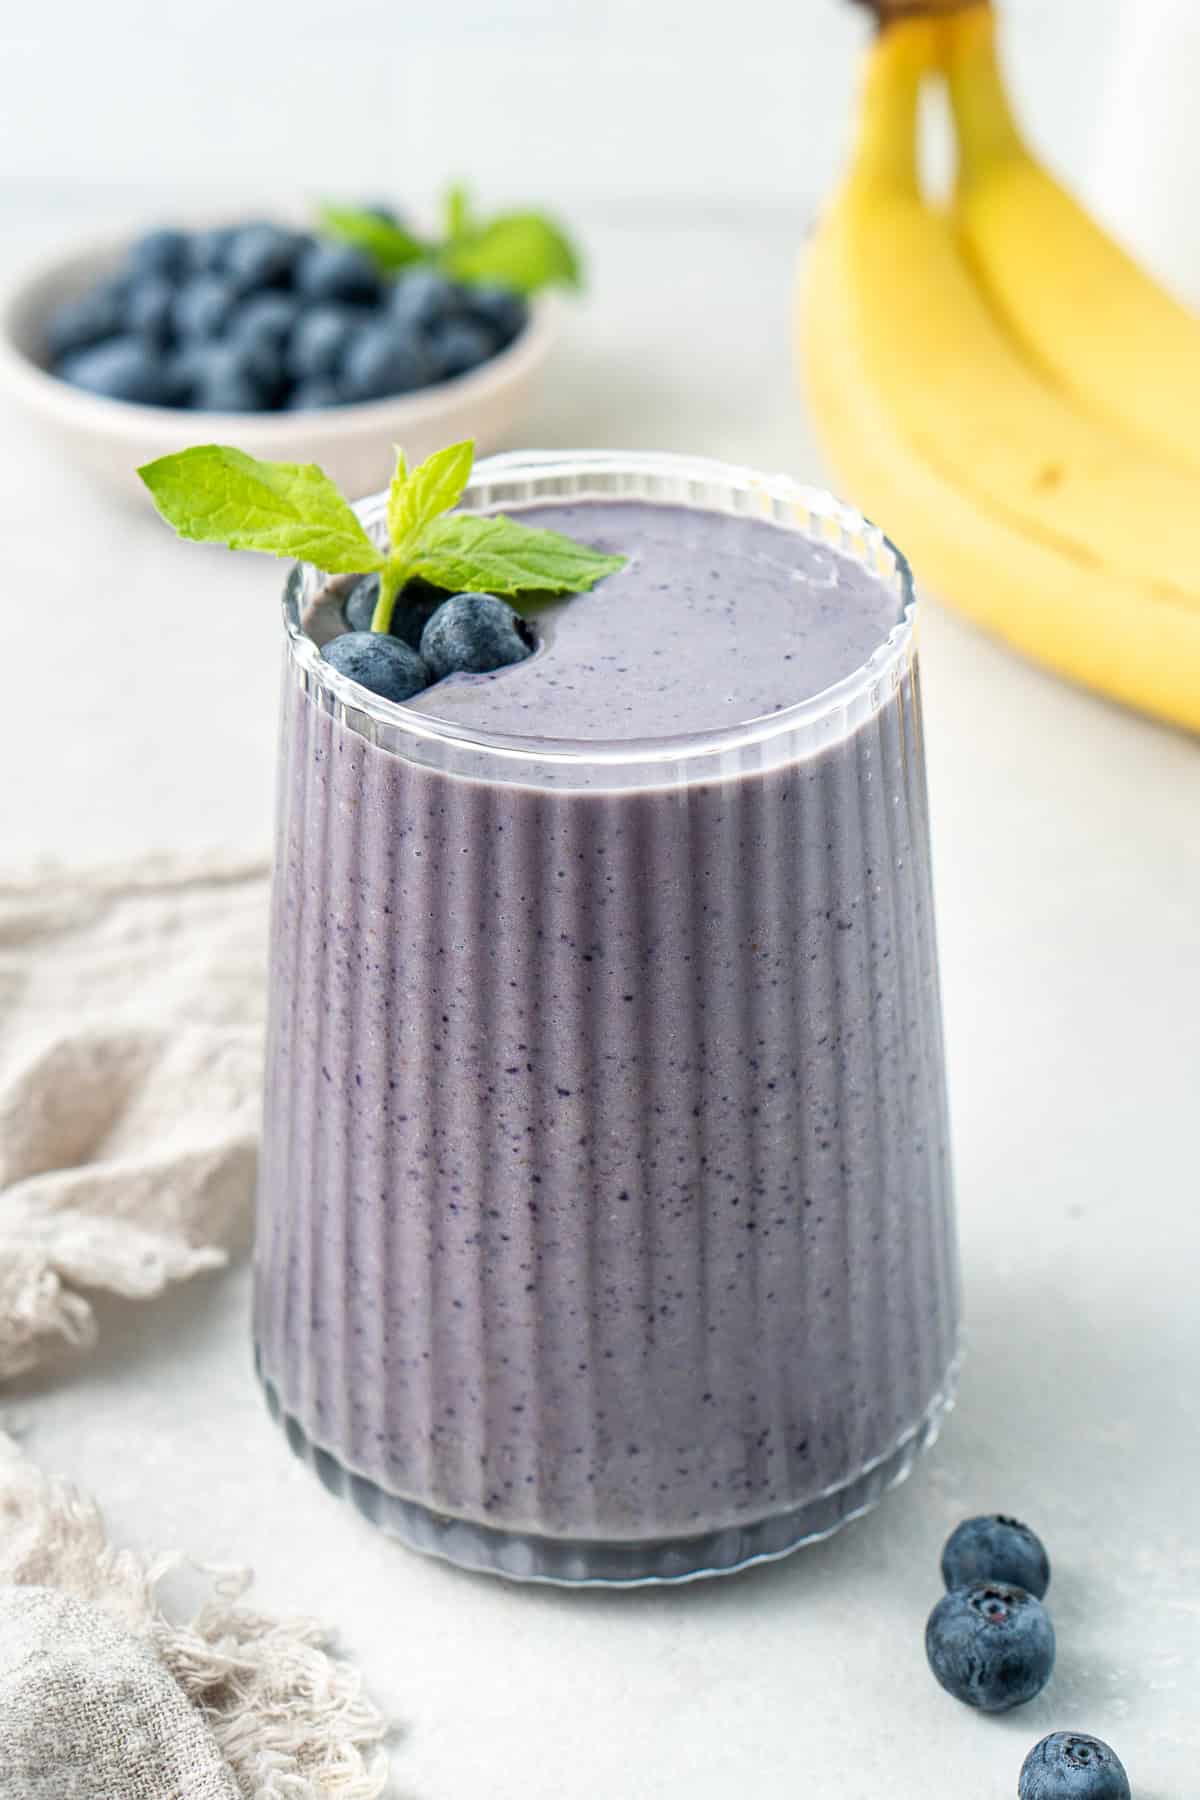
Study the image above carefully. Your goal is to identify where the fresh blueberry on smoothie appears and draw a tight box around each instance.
[138,439,625,706]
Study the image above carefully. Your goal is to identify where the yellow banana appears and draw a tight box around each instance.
[945,2,1200,475]
[798,15,1200,732]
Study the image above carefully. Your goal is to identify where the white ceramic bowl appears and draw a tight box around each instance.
[0,228,559,504]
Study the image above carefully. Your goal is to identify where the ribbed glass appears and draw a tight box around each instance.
[253,451,962,1585]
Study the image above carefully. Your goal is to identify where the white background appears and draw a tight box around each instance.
[3,6,1200,1800]
[0,2,1174,254]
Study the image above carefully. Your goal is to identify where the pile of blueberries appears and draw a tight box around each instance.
[320,578,532,701]
[44,218,528,412]
[926,1513,1131,1799]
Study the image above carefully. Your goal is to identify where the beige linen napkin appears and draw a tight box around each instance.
[0,856,270,1380]
[0,1434,388,1797]
[0,856,390,1796]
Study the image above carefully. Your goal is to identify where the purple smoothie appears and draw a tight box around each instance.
[254,455,960,1584]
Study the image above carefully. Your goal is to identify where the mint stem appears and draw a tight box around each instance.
[371,560,409,634]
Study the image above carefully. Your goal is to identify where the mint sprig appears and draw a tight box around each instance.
[317,184,583,296]
[410,513,619,598]
[138,440,625,630]
[137,445,385,573]
[442,183,474,242]
[314,202,426,273]
[439,212,581,294]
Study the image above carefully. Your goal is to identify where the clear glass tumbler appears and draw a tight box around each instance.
[253,451,961,1585]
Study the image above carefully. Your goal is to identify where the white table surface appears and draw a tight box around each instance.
[4,203,1199,1800]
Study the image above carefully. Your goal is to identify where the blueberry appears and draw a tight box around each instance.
[188,343,270,412]
[45,279,128,359]
[1018,1733,1131,1800]
[226,223,303,292]
[185,227,238,274]
[942,1515,1051,1599]
[321,632,430,702]
[427,318,497,380]
[173,275,239,341]
[287,304,369,381]
[343,574,382,633]
[57,336,173,405]
[127,228,188,282]
[466,283,528,345]
[162,346,201,405]
[125,276,176,349]
[925,1584,1055,1712]
[340,322,430,401]
[295,242,381,305]
[232,292,300,345]
[344,574,449,647]
[284,378,342,410]
[420,593,531,679]
[228,293,301,385]
[389,268,461,332]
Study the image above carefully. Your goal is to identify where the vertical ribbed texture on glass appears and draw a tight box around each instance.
[254,647,959,1548]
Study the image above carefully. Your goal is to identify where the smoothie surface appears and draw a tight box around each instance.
[403,499,904,741]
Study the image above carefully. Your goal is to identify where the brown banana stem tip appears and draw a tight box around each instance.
[849,0,984,22]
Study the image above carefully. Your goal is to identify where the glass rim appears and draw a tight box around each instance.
[281,448,917,769]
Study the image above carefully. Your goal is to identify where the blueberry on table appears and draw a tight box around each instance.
[1018,1733,1131,1800]
[226,223,303,292]
[466,283,528,345]
[287,304,368,381]
[427,318,498,380]
[188,343,271,412]
[344,574,449,646]
[45,279,128,359]
[942,1514,1051,1599]
[126,276,175,349]
[284,377,342,410]
[295,242,381,305]
[340,322,430,401]
[420,594,531,678]
[321,632,430,701]
[925,1583,1055,1712]
[389,268,462,332]
[173,275,239,341]
[57,337,173,404]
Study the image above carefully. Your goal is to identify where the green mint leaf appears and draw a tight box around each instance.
[443,182,474,241]
[316,201,427,272]
[385,446,410,556]
[388,440,475,549]
[439,211,583,294]
[138,445,385,573]
[411,513,624,597]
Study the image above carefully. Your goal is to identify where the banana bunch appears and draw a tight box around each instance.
[799,1,1200,733]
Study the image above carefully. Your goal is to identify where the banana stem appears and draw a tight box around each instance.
[942,3,1026,180]
[850,0,983,26]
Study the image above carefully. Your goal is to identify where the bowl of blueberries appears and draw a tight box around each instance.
[0,196,573,502]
